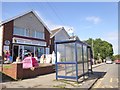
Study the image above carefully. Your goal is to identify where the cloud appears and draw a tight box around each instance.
[86,16,102,24]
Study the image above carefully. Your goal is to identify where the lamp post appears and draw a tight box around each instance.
[98,53,101,63]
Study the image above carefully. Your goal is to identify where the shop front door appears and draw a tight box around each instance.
[13,45,19,62]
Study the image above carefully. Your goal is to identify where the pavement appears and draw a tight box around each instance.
[92,62,105,68]
[0,63,105,89]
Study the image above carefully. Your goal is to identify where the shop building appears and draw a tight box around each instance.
[0,11,51,62]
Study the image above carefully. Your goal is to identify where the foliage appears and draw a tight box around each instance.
[3,65,12,69]
[85,38,113,61]
[113,54,120,60]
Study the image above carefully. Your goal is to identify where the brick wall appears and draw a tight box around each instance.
[3,63,23,80]
[3,21,14,56]
[22,64,55,79]
[50,36,55,54]
[2,63,55,80]
[45,27,50,47]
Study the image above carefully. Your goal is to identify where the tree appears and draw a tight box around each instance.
[85,38,113,61]
[113,54,120,60]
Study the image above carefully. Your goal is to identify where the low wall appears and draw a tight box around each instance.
[2,63,23,80]
[2,63,55,80]
[23,64,55,79]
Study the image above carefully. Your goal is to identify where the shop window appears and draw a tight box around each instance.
[46,48,49,54]
[35,47,44,59]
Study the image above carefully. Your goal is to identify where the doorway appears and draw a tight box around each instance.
[13,45,19,62]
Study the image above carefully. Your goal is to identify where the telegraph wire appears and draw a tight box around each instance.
[45,2,74,36]
[46,2,66,25]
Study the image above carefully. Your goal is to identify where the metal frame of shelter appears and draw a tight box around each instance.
[55,40,93,82]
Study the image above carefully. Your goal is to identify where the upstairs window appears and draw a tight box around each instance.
[14,27,30,37]
[35,31,44,39]
[14,27,45,39]
[14,27,25,36]
[25,29,30,37]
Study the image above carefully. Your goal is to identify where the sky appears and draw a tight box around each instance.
[1,2,118,55]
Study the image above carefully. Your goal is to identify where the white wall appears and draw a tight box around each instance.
[55,29,69,42]
[54,29,70,60]
[0,26,3,57]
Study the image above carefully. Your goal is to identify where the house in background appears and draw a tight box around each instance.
[50,27,70,54]
[0,11,51,62]
[69,35,80,41]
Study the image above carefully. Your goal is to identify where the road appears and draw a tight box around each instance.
[92,63,119,88]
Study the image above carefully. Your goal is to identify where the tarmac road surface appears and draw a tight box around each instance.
[92,63,119,88]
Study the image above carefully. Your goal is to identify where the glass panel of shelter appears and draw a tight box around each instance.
[87,48,92,70]
[83,45,88,73]
[57,43,76,77]
[77,43,83,76]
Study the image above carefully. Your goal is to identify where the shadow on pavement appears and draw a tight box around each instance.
[78,71,107,83]
[92,71,107,78]
[0,72,16,83]
[56,71,107,84]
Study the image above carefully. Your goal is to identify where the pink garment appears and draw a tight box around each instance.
[32,57,39,67]
[22,56,39,68]
[22,57,33,68]
[5,51,10,60]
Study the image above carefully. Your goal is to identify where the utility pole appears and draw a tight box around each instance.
[92,39,95,64]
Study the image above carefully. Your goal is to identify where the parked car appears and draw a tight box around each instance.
[106,60,112,64]
[115,60,120,64]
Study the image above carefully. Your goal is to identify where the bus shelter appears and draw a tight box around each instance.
[55,40,93,82]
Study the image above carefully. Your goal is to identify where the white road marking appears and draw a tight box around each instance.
[95,81,102,88]
[110,78,112,83]
[117,78,119,83]
[93,78,104,88]
[110,86,113,88]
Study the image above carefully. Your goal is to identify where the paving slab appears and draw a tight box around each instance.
[0,63,104,89]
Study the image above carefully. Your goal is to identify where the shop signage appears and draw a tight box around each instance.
[3,45,9,52]
[4,40,10,45]
[12,38,46,46]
